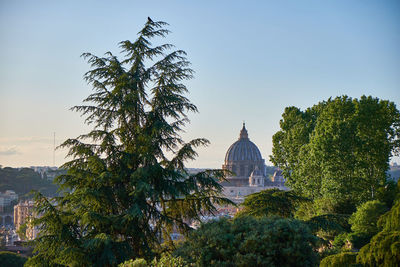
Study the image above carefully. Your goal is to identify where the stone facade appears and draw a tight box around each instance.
[14,200,38,240]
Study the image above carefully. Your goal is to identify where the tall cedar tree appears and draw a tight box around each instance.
[27,19,231,266]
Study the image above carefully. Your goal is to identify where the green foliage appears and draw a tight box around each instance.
[240,190,348,245]
[377,200,400,232]
[119,258,148,267]
[296,197,356,220]
[304,214,348,236]
[332,232,348,249]
[322,197,393,254]
[26,19,231,266]
[119,254,189,267]
[0,251,27,267]
[357,231,400,266]
[295,197,351,244]
[376,180,399,208]
[349,200,388,235]
[320,252,361,267]
[271,96,400,209]
[332,232,371,251]
[357,199,400,265]
[346,232,372,250]
[0,167,58,196]
[151,253,189,267]
[16,222,28,240]
[238,188,309,218]
[175,216,318,267]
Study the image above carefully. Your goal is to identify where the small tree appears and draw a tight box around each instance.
[27,18,231,266]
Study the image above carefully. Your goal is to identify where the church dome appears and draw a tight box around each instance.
[224,123,263,162]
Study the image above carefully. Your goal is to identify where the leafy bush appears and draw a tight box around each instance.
[357,231,400,266]
[175,216,318,267]
[119,258,148,267]
[319,252,361,267]
[332,232,348,249]
[0,251,27,267]
[151,253,189,267]
[377,199,400,231]
[349,200,388,235]
[357,200,400,265]
[346,232,372,250]
[119,253,189,267]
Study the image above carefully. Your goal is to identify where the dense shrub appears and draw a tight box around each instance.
[175,216,318,267]
[357,200,400,266]
[0,251,27,267]
[346,232,372,250]
[119,258,147,267]
[332,232,348,249]
[319,252,360,267]
[119,254,189,267]
[349,200,388,235]
[357,231,400,266]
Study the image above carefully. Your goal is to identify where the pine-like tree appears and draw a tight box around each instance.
[27,18,231,266]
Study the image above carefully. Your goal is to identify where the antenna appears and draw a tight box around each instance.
[53,132,55,167]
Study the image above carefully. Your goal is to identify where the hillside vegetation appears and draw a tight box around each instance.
[0,167,58,197]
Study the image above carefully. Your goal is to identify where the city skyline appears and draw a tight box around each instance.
[1,0,399,168]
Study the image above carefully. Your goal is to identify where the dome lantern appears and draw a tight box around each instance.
[239,122,248,139]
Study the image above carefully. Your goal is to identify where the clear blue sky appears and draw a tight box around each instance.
[0,0,399,168]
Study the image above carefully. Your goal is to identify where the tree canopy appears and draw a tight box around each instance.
[26,18,231,266]
[174,216,318,267]
[238,188,309,218]
[0,167,58,197]
[271,95,400,209]
[348,200,388,235]
[0,251,27,267]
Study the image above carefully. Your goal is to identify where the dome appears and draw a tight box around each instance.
[224,123,263,162]
[249,166,265,187]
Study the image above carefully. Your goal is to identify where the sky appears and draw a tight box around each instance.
[0,0,399,168]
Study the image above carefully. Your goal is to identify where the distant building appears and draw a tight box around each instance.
[30,166,59,180]
[0,190,18,212]
[221,123,288,203]
[14,201,38,240]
